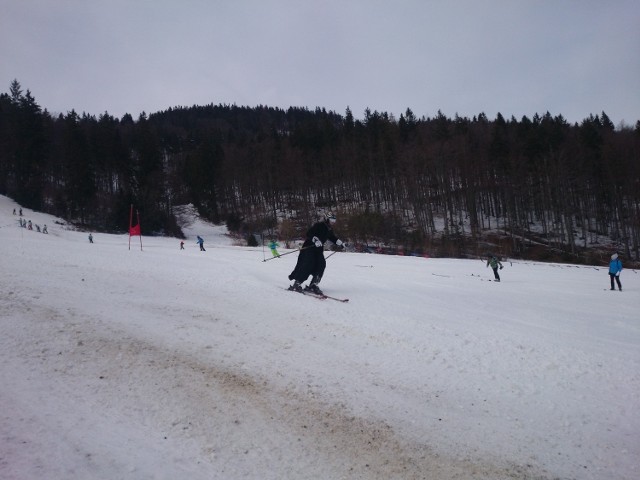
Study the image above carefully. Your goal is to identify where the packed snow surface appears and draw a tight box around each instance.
[1,195,638,480]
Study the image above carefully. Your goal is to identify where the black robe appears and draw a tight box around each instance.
[289,221,340,284]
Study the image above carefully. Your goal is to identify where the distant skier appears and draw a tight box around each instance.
[269,239,280,257]
[196,236,205,251]
[486,254,503,282]
[27,220,32,230]
[180,240,185,250]
[288,212,345,294]
[43,225,48,234]
[88,233,93,243]
[608,253,622,291]
[13,208,16,215]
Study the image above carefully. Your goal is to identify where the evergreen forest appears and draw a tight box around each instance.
[1,80,638,263]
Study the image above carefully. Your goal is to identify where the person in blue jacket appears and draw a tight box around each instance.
[196,235,205,251]
[608,253,622,291]
[288,212,345,294]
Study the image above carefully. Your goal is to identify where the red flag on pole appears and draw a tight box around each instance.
[129,224,141,236]
[129,205,143,251]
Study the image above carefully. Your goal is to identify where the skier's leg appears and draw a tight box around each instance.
[616,276,622,290]
[288,249,303,286]
[288,255,300,280]
[293,248,314,284]
[313,253,327,284]
[310,253,326,285]
[289,253,302,280]
[304,251,326,293]
[610,274,615,290]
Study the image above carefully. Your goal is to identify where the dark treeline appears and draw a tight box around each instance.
[1,80,639,262]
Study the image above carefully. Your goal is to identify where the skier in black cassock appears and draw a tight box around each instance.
[288,212,345,295]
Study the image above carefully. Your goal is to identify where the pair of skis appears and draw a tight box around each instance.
[285,287,349,302]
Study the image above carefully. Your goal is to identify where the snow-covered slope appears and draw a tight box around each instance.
[1,195,638,480]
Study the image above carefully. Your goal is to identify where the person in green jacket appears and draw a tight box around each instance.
[486,254,503,282]
[269,239,280,257]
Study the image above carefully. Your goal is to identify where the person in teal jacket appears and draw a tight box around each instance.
[269,239,280,257]
[608,253,622,291]
[486,254,503,281]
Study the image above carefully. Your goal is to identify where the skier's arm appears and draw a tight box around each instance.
[326,225,340,245]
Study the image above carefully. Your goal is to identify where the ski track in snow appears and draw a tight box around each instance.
[1,195,639,480]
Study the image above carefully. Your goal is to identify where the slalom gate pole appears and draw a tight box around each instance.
[137,209,143,251]
[128,204,133,250]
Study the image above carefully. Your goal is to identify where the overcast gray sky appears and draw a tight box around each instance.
[2,0,638,126]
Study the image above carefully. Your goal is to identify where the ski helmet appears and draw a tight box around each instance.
[325,212,337,224]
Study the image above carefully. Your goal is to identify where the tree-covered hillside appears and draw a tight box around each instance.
[1,80,638,263]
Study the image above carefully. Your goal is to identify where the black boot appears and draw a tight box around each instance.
[305,283,323,295]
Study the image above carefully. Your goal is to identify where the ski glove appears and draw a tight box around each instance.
[500,265,503,270]
[312,236,323,248]
[616,272,620,277]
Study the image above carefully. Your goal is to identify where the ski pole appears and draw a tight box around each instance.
[262,244,313,262]
[325,250,338,260]
[325,246,346,260]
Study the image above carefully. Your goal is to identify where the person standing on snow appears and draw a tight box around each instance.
[269,239,280,257]
[88,233,93,243]
[608,253,622,291]
[180,240,185,250]
[288,212,345,294]
[196,236,205,251]
[486,254,503,282]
